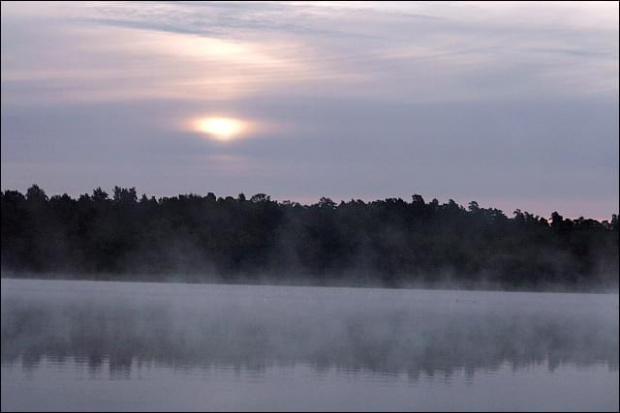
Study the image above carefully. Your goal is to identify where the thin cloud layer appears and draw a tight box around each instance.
[1,1,618,218]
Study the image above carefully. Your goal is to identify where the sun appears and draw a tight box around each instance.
[194,117,246,141]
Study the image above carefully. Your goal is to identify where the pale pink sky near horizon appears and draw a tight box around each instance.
[1,1,618,219]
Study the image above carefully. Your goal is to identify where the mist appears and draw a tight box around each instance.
[1,279,618,411]
[2,186,618,293]
[2,1,619,411]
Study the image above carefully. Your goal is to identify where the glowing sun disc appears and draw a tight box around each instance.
[194,117,245,141]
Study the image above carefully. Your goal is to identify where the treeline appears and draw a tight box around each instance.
[1,185,618,290]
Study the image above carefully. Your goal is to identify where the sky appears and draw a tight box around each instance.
[1,1,618,219]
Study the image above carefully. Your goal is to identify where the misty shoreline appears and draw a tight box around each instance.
[3,186,618,293]
[1,274,618,295]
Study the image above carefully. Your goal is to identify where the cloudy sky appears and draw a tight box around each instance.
[1,1,618,218]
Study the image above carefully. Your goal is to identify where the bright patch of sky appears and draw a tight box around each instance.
[1,1,618,218]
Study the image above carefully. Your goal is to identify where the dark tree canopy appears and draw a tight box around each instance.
[1,186,618,291]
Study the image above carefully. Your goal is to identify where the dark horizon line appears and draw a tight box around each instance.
[3,184,618,224]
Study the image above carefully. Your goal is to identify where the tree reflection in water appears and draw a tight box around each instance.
[2,280,618,382]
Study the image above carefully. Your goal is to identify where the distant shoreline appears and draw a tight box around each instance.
[3,187,618,292]
[2,274,617,295]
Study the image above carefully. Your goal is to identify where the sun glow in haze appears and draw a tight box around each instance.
[194,117,246,141]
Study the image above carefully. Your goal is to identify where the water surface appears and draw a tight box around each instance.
[1,279,618,412]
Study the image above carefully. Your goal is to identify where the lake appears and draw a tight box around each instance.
[1,278,618,412]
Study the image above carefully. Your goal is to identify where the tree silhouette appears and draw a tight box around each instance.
[1,185,618,291]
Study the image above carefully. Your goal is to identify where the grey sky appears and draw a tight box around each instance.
[1,1,618,218]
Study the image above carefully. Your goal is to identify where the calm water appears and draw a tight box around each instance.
[1,279,618,412]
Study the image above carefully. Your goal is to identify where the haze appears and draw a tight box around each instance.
[1,1,618,218]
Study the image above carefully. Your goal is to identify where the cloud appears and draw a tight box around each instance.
[1,1,618,218]
[3,1,618,107]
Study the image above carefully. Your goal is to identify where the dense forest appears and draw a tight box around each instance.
[1,185,618,291]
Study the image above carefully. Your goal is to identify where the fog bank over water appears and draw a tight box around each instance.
[2,279,618,376]
[1,279,618,411]
[2,2,618,410]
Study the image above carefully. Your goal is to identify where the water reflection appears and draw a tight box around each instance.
[1,280,618,383]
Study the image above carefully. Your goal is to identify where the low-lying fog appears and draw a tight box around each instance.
[1,278,618,412]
